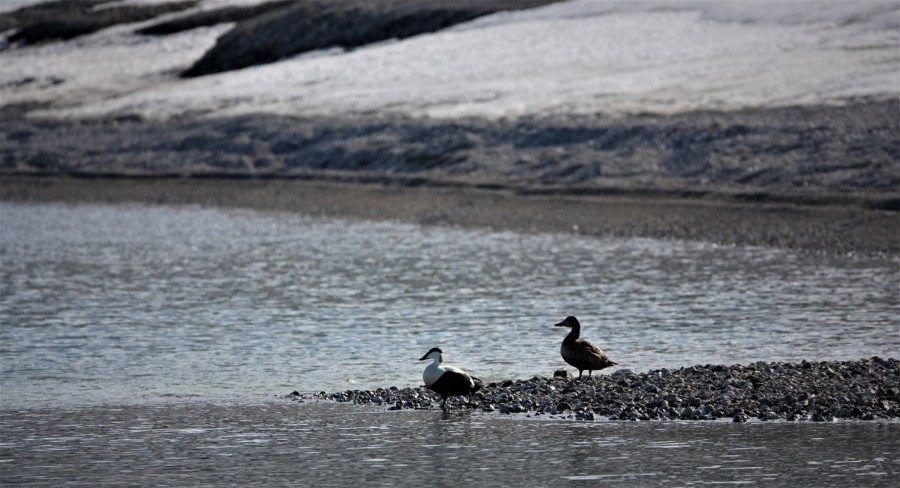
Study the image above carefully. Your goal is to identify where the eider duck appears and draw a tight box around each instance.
[419,347,483,411]
[555,316,618,379]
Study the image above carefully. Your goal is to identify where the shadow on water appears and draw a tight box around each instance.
[1,402,897,486]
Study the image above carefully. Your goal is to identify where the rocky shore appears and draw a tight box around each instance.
[3,99,898,199]
[4,94,899,258]
[298,358,900,422]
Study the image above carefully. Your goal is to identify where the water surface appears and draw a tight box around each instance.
[1,403,897,486]
[1,202,898,408]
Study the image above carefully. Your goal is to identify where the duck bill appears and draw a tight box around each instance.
[554,320,568,327]
[418,354,429,361]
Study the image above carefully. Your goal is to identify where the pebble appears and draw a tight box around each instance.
[298,357,898,421]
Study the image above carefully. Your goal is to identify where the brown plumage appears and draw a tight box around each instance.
[555,316,618,378]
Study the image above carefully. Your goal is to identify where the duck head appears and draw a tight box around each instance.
[555,316,580,328]
[419,347,443,362]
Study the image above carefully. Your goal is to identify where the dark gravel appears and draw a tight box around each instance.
[2,99,898,200]
[299,358,900,422]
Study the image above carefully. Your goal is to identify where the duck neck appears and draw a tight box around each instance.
[423,355,444,386]
[425,354,443,370]
[565,323,581,341]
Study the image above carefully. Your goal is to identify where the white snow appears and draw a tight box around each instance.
[1,0,897,120]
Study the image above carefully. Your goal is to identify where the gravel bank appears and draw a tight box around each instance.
[3,99,897,197]
[305,358,900,422]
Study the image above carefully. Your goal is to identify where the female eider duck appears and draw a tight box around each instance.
[555,316,618,379]
[419,347,483,411]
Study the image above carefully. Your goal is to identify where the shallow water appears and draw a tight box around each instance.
[1,202,898,408]
[1,402,897,486]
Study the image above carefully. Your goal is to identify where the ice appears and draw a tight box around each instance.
[1,0,897,120]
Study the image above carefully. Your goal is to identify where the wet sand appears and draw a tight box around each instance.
[3,174,898,255]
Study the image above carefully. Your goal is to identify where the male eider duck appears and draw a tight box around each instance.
[419,347,483,411]
[555,316,618,379]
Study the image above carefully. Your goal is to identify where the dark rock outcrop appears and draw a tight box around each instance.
[137,0,293,36]
[181,0,562,77]
[0,0,197,46]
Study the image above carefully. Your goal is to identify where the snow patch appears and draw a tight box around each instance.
[2,0,898,120]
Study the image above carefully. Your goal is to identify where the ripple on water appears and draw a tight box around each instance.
[0,202,898,408]
[1,403,898,485]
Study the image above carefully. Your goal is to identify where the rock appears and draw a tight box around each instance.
[181,0,561,77]
[553,370,573,380]
[1,0,197,46]
[137,1,293,36]
[759,411,778,421]
[308,358,899,421]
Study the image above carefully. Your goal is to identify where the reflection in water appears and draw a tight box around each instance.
[1,403,897,486]
[1,202,898,407]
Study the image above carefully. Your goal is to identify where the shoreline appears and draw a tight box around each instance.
[3,358,898,422]
[3,174,899,255]
[318,357,900,422]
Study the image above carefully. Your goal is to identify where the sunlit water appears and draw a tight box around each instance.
[1,202,898,408]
